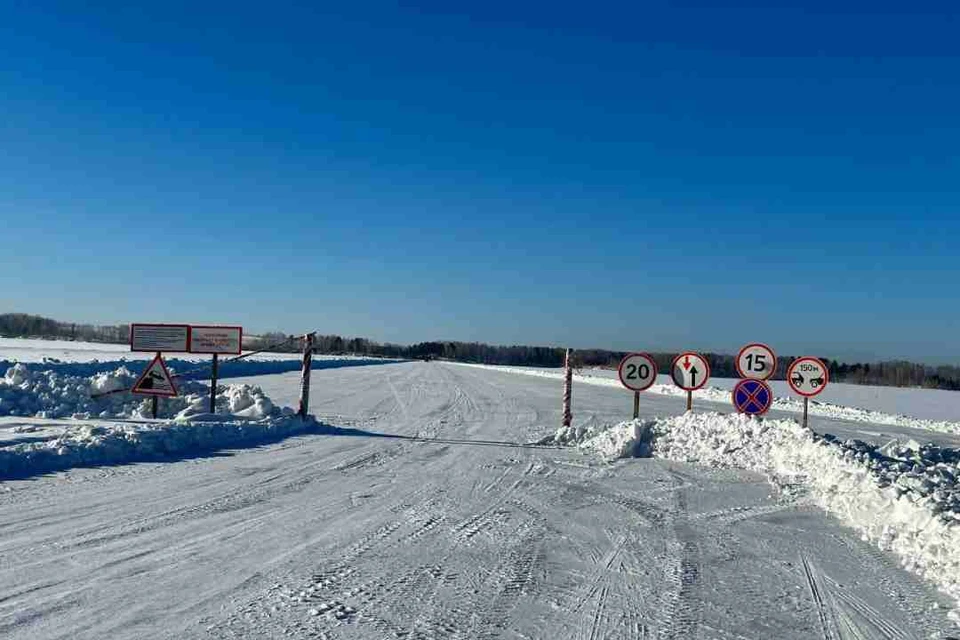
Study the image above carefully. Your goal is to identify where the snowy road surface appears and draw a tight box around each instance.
[1,362,958,639]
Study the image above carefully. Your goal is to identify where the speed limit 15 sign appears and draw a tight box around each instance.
[618,353,658,392]
[736,343,777,381]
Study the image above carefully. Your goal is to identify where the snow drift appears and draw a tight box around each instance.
[0,414,318,479]
[0,363,333,479]
[541,412,960,622]
[0,363,277,420]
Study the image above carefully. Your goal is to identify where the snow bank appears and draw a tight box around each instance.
[541,412,960,621]
[0,364,278,420]
[453,362,960,436]
[0,414,313,479]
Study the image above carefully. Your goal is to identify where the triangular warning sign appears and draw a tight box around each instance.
[132,353,178,397]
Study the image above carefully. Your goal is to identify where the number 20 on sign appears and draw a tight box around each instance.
[618,353,658,419]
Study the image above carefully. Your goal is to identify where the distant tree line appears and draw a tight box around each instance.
[0,313,129,344]
[3,313,960,391]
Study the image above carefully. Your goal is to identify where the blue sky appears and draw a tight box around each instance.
[1,1,958,363]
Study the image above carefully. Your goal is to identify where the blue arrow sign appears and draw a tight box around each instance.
[733,379,772,415]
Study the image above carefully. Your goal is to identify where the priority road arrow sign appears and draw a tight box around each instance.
[671,351,710,391]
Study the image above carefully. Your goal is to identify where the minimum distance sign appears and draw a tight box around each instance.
[671,351,710,391]
[787,356,829,397]
[618,353,658,392]
[732,379,773,415]
[736,343,777,381]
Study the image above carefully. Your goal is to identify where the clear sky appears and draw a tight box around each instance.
[1,2,958,363]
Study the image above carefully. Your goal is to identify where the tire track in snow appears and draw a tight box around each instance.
[801,553,838,640]
[656,471,702,640]
[822,533,950,639]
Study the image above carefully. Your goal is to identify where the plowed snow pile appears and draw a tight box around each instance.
[541,412,960,622]
[0,363,278,420]
[0,363,310,478]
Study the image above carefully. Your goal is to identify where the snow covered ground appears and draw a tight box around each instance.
[2,361,960,638]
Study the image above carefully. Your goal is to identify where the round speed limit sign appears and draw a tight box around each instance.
[736,343,777,381]
[618,353,658,392]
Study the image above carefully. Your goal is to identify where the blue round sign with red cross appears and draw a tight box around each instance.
[732,379,773,415]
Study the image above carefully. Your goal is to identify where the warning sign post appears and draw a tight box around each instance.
[671,352,710,412]
[132,353,178,418]
[188,325,242,414]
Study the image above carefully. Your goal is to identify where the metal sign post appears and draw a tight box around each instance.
[209,354,219,414]
[787,356,829,429]
[671,351,710,412]
[152,396,158,419]
[188,326,242,416]
[617,353,658,420]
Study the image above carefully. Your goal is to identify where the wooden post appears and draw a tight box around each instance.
[298,333,315,419]
[151,395,158,419]
[686,390,692,412]
[209,353,219,414]
[562,349,572,428]
[803,397,809,429]
[633,391,640,419]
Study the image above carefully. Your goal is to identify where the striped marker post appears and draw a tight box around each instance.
[562,349,573,427]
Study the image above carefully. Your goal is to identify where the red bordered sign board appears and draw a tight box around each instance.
[189,325,243,355]
[671,352,710,391]
[617,353,658,392]
[787,356,829,397]
[732,379,773,415]
[130,323,190,353]
[736,343,777,381]
[131,353,178,397]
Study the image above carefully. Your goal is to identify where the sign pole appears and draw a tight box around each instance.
[686,390,692,412]
[562,349,572,427]
[803,397,809,429]
[633,391,640,419]
[152,351,161,418]
[209,353,219,414]
[298,333,315,419]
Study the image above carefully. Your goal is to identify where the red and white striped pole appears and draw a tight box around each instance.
[562,348,573,428]
[298,332,315,420]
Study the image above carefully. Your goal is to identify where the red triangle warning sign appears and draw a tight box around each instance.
[132,353,179,397]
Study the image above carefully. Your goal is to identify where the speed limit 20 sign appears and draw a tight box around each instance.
[618,353,658,392]
[736,343,777,381]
